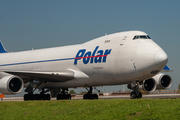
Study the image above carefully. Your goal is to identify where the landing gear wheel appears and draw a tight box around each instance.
[24,94,33,101]
[83,87,99,99]
[24,94,51,101]
[41,94,51,100]
[24,94,29,101]
[46,94,51,100]
[93,94,98,99]
[56,94,71,100]
[130,91,137,99]
[83,94,88,99]
[34,94,41,100]
[130,91,142,99]
[137,92,142,98]
[83,94,98,99]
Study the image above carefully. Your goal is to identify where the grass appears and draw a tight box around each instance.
[0,99,180,120]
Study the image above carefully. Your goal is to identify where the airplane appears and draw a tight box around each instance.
[0,31,172,100]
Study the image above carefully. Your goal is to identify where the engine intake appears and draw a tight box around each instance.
[139,78,157,94]
[0,75,24,94]
[153,73,172,89]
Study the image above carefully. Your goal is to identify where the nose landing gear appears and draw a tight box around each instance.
[128,81,142,99]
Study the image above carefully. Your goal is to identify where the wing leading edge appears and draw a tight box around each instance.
[4,69,89,83]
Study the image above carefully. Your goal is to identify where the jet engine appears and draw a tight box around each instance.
[139,78,157,94]
[136,73,172,94]
[152,73,172,89]
[0,75,24,94]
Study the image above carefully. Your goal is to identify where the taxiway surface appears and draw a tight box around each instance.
[1,94,180,101]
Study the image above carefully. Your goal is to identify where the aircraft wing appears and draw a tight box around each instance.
[4,70,75,83]
[3,68,89,83]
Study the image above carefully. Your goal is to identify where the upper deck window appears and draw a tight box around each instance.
[133,35,151,40]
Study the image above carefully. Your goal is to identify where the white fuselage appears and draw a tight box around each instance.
[0,31,168,89]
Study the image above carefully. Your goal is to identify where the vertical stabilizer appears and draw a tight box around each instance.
[0,41,8,53]
[162,65,172,72]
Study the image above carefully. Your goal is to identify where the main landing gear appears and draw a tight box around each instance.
[83,87,99,99]
[56,88,71,100]
[24,81,51,101]
[127,81,142,99]
[24,92,51,101]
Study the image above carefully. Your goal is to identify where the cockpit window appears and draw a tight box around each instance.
[147,36,151,39]
[140,36,147,39]
[133,35,151,40]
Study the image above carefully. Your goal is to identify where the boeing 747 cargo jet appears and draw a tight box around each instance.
[0,31,172,100]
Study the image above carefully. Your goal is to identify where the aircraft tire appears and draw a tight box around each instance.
[56,94,70,100]
[56,94,60,100]
[46,94,51,100]
[34,94,41,100]
[83,94,98,99]
[24,94,29,101]
[24,94,33,101]
[130,91,137,99]
[83,94,87,99]
[42,94,46,100]
[94,94,98,99]
[137,92,142,98]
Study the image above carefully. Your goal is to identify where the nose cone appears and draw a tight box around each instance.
[154,50,168,67]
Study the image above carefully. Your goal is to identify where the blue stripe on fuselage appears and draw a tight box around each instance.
[0,57,75,67]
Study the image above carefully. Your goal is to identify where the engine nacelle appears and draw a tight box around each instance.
[128,73,172,94]
[0,75,24,94]
[139,78,157,94]
[153,73,172,89]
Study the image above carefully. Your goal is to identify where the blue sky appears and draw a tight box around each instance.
[0,1,180,94]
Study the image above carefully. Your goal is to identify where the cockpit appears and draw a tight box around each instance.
[133,35,151,40]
